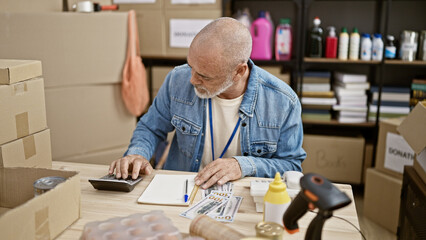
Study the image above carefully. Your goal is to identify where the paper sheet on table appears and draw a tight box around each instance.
[138,174,196,206]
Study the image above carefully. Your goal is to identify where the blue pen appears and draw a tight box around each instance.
[184,179,189,202]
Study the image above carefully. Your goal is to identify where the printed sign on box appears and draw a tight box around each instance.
[169,19,212,48]
[384,132,415,173]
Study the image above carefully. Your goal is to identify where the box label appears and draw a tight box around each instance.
[384,132,415,173]
[169,19,212,48]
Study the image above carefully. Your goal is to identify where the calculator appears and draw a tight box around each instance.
[88,174,143,192]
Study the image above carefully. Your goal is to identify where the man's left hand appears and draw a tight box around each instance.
[195,158,242,189]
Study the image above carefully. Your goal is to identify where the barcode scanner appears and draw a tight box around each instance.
[283,173,352,240]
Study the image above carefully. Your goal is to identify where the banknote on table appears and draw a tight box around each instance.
[180,191,232,220]
[208,196,243,222]
[202,182,234,198]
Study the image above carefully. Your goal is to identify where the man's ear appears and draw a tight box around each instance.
[233,63,248,81]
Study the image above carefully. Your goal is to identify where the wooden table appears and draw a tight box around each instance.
[53,161,361,239]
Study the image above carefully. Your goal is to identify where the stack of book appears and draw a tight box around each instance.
[369,86,410,121]
[410,79,426,107]
[332,72,369,123]
[299,71,336,121]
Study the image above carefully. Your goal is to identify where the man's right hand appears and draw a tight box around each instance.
[108,154,153,179]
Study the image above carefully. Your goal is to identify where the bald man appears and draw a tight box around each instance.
[109,17,306,189]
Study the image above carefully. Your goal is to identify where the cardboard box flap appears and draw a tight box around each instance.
[397,103,426,154]
[0,59,42,85]
[0,168,77,208]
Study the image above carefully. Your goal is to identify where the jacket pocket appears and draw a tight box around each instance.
[171,115,201,158]
[250,141,277,157]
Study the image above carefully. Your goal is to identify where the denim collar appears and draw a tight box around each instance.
[239,59,258,118]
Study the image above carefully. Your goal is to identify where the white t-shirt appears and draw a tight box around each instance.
[200,95,243,170]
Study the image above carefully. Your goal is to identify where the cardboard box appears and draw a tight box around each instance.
[152,66,173,98]
[57,145,128,165]
[302,134,365,184]
[133,10,166,57]
[375,118,414,179]
[0,0,62,12]
[260,66,291,85]
[0,59,42,85]
[0,78,47,146]
[164,0,221,10]
[364,168,402,234]
[117,0,163,10]
[397,102,426,184]
[165,10,222,57]
[0,12,127,87]
[0,129,52,168]
[45,84,136,160]
[362,141,374,183]
[0,168,80,240]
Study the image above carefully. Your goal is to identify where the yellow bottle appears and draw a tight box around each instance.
[263,172,291,226]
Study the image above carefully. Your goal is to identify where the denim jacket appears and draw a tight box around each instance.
[125,60,306,178]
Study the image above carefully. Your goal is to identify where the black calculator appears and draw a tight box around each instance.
[88,174,143,192]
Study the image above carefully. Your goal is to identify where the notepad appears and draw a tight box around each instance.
[137,174,197,206]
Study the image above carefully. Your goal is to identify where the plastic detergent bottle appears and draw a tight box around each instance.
[360,33,372,61]
[251,11,273,60]
[338,27,349,60]
[325,26,338,58]
[263,172,291,226]
[236,8,252,30]
[309,17,323,58]
[349,28,360,60]
[372,33,384,61]
[385,35,396,59]
[275,18,292,61]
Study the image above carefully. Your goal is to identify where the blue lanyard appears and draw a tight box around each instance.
[208,98,241,160]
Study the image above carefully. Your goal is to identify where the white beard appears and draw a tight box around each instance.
[194,76,234,99]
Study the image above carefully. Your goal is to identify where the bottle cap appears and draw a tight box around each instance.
[352,28,358,33]
[313,17,321,26]
[263,172,291,204]
[280,18,290,24]
[361,33,370,38]
[387,35,395,41]
[258,11,266,18]
[327,26,336,37]
[374,33,382,39]
[341,27,347,33]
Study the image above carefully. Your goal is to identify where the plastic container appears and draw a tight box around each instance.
[338,27,349,60]
[325,26,338,58]
[275,18,292,61]
[308,17,323,58]
[251,11,273,60]
[360,33,372,61]
[372,33,384,61]
[263,172,291,226]
[385,35,396,59]
[349,28,360,60]
[235,8,252,30]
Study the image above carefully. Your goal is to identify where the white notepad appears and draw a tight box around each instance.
[137,174,196,206]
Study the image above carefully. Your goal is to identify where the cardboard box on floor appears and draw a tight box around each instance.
[0,59,42,85]
[0,168,80,240]
[0,129,52,168]
[0,0,62,12]
[152,66,174,98]
[0,12,127,87]
[260,66,291,85]
[57,145,128,165]
[0,78,47,146]
[397,102,426,184]
[364,168,402,234]
[45,84,136,160]
[302,134,365,184]
[375,118,414,180]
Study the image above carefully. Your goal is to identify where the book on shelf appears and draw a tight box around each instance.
[338,97,368,106]
[369,105,410,114]
[301,97,337,105]
[372,92,410,102]
[335,81,370,90]
[302,104,332,110]
[337,115,367,123]
[339,110,368,117]
[333,105,368,112]
[334,72,367,83]
[300,91,334,98]
[412,79,426,84]
[371,100,410,107]
[370,86,410,94]
[368,111,408,120]
[334,86,366,96]
[302,108,331,122]
[302,71,331,83]
[301,83,331,92]
[411,83,426,91]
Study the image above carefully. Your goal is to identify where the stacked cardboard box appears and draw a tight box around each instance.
[0,59,52,168]
[363,104,426,234]
[0,13,137,165]
[119,0,222,57]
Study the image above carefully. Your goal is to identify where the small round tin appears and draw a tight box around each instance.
[34,176,66,196]
[255,222,284,240]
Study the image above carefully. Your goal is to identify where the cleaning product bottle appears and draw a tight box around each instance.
[308,17,323,58]
[349,28,360,60]
[338,27,349,60]
[236,8,252,31]
[385,35,396,59]
[372,33,384,61]
[325,26,338,58]
[275,18,292,61]
[360,33,372,61]
[251,11,273,60]
[263,172,291,226]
